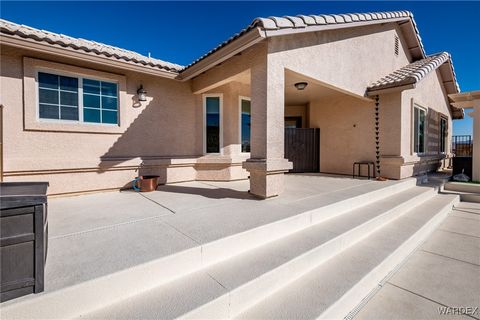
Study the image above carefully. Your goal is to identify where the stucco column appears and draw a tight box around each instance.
[242,58,292,198]
[472,101,480,181]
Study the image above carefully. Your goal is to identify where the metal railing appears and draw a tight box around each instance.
[452,135,473,157]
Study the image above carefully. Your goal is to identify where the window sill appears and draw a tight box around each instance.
[25,120,124,134]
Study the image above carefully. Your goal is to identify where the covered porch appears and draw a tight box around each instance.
[192,47,378,198]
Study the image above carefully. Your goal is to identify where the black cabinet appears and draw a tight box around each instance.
[0,182,48,302]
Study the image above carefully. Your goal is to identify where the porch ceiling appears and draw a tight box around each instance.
[284,69,366,105]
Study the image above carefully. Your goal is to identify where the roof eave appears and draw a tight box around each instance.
[366,82,416,96]
[180,15,426,79]
[0,34,180,79]
[264,17,408,36]
[262,17,424,61]
[178,27,265,81]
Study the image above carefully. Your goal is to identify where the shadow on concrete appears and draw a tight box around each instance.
[154,184,255,200]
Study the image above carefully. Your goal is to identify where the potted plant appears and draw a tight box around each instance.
[132,175,159,192]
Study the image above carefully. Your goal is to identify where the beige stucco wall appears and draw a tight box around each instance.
[401,70,453,158]
[197,82,251,181]
[1,48,252,194]
[309,94,375,176]
[380,70,453,179]
[267,23,412,98]
[399,70,453,178]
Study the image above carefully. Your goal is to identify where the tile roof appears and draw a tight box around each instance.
[183,10,425,71]
[255,10,413,30]
[0,19,183,73]
[367,52,460,92]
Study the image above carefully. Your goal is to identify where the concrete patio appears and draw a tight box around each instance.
[46,174,392,291]
[355,202,480,320]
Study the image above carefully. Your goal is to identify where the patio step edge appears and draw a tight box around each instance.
[180,185,437,319]
[236,193,460,320]
[201,178,417,267]
[320,194,460,319]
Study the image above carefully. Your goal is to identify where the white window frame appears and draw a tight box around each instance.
[238,96,251,154]
[203,93,223,155]
[412,103,427,155]
[35,68,119,126]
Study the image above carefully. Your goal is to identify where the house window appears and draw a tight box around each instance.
[38,72,79,120]
[37,71,118,125]
[413,106,426,153]
[204,95,221,153]
[440,117,447,153]
[240,98,251,152]
[83,79,118,124]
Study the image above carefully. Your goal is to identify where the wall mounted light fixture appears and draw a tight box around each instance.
[294,82,308,90]
[137,85,147,101]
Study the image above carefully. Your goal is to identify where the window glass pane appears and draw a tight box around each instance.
[101,82,117,97]
[39,104,59,119]
[413,107,427,153]
[84,94,101,109]
[418,108,425,153]
[60,106,79,120]
[241,99,251,152]
[206,97,220,153]
[60,91,78,106]
[39,88,59,105]
[60,76,78,92]
[102,110,118,124]
[440,119,447,153]
[83,79,100,95]
[102,96,118,110]
[84,108,101,123]
[38,72,58,89]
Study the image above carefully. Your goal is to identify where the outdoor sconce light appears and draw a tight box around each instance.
[294,82,308,90]
[137,85,147,101]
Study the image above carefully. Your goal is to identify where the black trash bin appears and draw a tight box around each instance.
[0,182,49,302]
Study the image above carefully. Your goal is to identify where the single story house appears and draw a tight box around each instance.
[0,10,464,198]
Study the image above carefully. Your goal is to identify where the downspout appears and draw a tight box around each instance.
[375,96,380,177]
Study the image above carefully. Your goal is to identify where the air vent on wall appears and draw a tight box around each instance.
[394,35,399,56]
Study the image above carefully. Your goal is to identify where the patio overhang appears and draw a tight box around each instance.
[285,69,374,104]
[449,90,480,181]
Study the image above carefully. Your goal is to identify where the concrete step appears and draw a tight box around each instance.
[444,181,480,194]
[442,190,480,203]
[0,179,417,320]
[443,182,480,203]
[236,193,459,320]
[77,185,437,320]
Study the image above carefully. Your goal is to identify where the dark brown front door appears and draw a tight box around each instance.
[284,128,320,173]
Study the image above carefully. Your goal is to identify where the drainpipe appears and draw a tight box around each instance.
[375,96,380,176]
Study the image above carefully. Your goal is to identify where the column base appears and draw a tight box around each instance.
[242,158,293,198]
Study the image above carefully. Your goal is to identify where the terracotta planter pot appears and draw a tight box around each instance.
[138,175,159,192]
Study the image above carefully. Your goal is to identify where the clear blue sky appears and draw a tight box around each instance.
[2,1,478,135]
